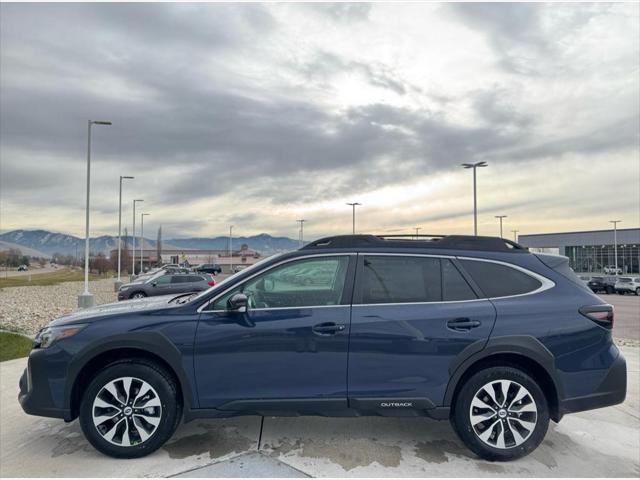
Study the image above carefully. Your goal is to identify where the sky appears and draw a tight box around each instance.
[1,2,639,241]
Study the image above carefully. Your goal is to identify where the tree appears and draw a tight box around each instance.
[90,253,110,275]
[156,225,162,267]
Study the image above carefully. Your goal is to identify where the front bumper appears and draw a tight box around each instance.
[560,351,627,415]
[18,352,72,421]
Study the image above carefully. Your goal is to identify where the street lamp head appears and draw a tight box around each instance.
[134,199,144,203]
[477,161,488,167]
[346,202,362,206]
[92,120,112,125]
[121,176,134,180]
[462,162,488,168]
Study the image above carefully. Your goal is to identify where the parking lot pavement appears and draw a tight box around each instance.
[606,294,640,341]
[1,346,638,478]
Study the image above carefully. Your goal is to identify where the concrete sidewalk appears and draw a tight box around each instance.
[1,347,638,477]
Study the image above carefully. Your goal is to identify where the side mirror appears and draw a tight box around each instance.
[227,293,248,313]
[151,281,157,287]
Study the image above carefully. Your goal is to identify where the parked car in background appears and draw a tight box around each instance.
[21,234,626,461]
[587,276,617,294]
[578,275,591,287]
[195,263,222,275]
[17,264,28,271]
[604,265,622,275]
[117,273,215,300]
[232,264,248,273]
[615,277,640,295]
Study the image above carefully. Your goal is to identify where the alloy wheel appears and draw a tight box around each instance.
[469,379,537,449]
[92,376,162,447]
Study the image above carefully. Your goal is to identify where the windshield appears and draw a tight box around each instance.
[188,254,284,303]
[591,277,603,281]
[617,277,632,283]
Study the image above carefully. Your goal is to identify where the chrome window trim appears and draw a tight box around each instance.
[354,253,555,306]
[197,253,356,313]
[197,252,555,313]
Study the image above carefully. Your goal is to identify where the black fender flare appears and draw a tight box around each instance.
[443,335,564,410]
[64,331,194,414]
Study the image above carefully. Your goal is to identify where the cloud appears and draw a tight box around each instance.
[1,3,638,238]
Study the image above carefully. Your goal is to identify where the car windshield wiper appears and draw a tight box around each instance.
[170,292,200,305]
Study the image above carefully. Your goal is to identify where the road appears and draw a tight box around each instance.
[1,346,638,477]
[601,293,640,341]
[0,266,58,278]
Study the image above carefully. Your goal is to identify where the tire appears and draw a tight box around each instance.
[79,360,181,458]
[635,288,640,296]
[606,286,614,294]
[131,291,147,299]
[451,366,549,461]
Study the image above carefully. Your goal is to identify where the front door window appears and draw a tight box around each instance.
[213,256,350,310]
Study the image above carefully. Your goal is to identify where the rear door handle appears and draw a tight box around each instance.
[312,322,346,335]
[447,318,481,331]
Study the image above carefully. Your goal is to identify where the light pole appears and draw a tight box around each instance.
[229,226,233,274]
[297,219,306,248]
[511,229,519,242]
[415,227,421,239]
[610,220,621,275]
[115,175,134,291]
[140,213,150,274]
[346,202,361,234]
[461,162,488,236]
[131,199,143,278]
[495,215,507,238]
[78,119,111,309]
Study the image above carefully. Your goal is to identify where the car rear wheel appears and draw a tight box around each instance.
[451,366,549,461]
[79,360,181,458]
[606,286,614,294]
[636,288,640,296]
[131,292,147,299]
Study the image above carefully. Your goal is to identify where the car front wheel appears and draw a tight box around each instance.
[79,360,181,458]
[451,366,549,461]
[131,292,147,299]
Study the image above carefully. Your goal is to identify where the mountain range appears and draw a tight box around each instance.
[0,229,300,257]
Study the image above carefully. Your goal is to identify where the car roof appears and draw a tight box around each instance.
[301,234,528,254]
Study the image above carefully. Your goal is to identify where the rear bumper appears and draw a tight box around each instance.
[560,351,627,415]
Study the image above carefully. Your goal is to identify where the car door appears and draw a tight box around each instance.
[149,274,174,295]
[194,254,356,412]
[348,254,496,412]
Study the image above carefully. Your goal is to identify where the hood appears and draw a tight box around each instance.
[49,294,182,327]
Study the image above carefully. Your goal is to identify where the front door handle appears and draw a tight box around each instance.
[312,322,346,335]
[447,318,481,331]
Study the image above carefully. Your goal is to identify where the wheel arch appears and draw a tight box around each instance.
[445,336,563,422]
[66,332,194,420]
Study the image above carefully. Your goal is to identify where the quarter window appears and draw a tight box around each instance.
[459,260,542,297]
[360,256,441,304]
[212,256,350,310]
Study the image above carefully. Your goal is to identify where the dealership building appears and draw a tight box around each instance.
[518,228,640,274]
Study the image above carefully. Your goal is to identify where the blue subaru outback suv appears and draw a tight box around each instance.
[19,234,626,461]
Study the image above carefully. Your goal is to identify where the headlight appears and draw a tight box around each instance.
[34,324,87,349]
[119,285,130,292]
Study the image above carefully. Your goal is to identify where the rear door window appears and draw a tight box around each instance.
[442,259,477,301]
[360,256,441,304]
[458,259,542,298]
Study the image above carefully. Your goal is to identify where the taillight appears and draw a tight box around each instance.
[208,279,216,286]
[579,304,614,329]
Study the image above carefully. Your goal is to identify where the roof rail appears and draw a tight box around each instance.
[301,234,528,252]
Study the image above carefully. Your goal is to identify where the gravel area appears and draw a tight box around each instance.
[0,279,117,335]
